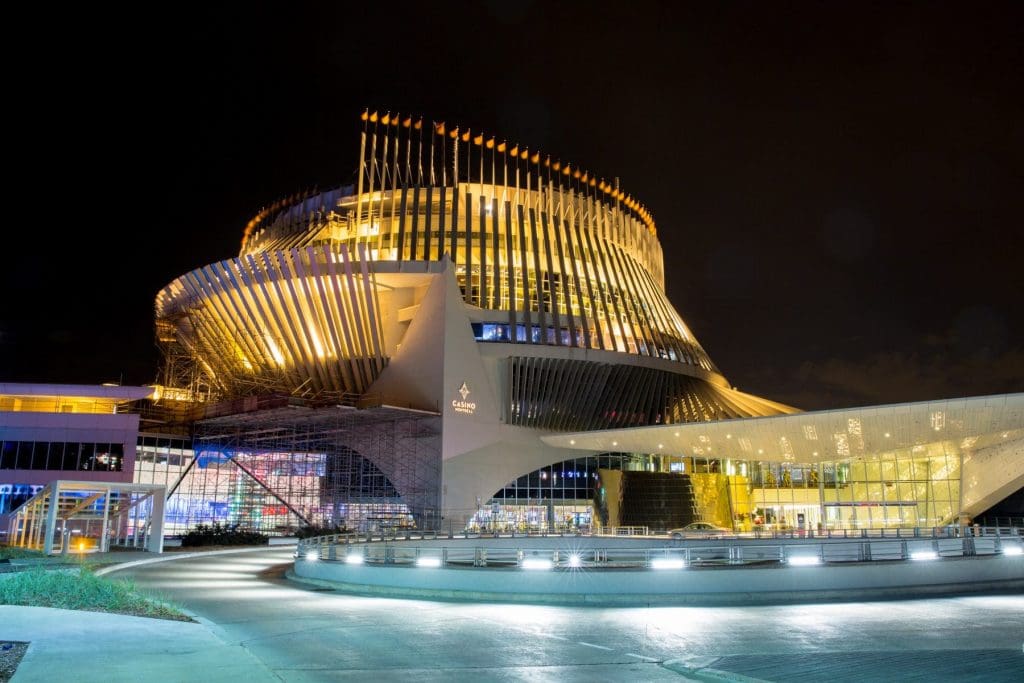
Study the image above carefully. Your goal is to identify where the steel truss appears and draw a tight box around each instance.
[168,404,441,534]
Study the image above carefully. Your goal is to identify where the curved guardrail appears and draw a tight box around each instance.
[295,527,1024,571]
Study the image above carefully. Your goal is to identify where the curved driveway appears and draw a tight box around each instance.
[113,548,1024,682]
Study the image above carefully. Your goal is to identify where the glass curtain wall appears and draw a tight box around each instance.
[478,453,646,532]
[681,444,962,532]
[133,434,414,534]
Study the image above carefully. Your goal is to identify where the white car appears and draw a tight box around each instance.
[668,522,732,539]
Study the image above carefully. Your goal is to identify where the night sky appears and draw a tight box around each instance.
[3,2,1021,410]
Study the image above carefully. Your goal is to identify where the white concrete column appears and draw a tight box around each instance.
[99,486,111,553]
[15,508,26,547]
[132,497,142,548]
[32,497,45,549]
[147,487,165,553]
[42,481,60,555]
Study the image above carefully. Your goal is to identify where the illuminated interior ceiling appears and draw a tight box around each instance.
[542,393,1024,464]
[0,383,154,414]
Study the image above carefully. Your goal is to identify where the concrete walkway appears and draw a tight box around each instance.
[119,548,1024,682]
[1,605,278,683]
[1,547,286,683]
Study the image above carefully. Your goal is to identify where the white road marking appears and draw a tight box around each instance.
[578,641,614,651]
[626,653,658,661]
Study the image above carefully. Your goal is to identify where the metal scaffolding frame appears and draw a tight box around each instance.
[163,403,442,534]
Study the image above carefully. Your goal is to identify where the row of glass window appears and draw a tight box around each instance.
[471,321,680,360]
[0,440,125,471]
[139,435,193,449]
[493,454,644,503]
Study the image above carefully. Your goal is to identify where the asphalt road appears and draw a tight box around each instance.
[113,548,1024,682]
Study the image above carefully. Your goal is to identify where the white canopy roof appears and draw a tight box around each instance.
[542,393,1024,463]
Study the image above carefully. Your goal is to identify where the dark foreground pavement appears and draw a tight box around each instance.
[101,547,1024,682]
[3,546,1022,681]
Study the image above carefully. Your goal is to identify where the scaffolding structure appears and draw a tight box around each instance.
[155,315,214,404]
[152,403,442,534]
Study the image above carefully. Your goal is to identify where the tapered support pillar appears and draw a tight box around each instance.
[147,488,165,553]
[43,482,59,555]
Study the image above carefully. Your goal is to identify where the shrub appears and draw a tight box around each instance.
[0,546,44,561]
[294,524,350,539]
[180,522,268,547]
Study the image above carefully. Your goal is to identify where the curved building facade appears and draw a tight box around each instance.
[153,113,795,530]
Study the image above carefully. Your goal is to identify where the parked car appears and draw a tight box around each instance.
[668,522,732,539]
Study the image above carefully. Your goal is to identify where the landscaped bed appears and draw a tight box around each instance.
[0,547,45,561]
[0,565,191,622]
[0,548,192,681]
[0,641,28,683]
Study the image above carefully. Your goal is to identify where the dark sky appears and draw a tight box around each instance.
[2,2,1022,410]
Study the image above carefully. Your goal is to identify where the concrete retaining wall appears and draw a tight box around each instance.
[294,550,1024,605]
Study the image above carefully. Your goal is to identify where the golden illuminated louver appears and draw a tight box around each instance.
[157,114,745,403]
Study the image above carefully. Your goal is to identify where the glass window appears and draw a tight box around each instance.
[78,443,95,469]
[46,442,64,469]
[90,444,122,472]
[62,443,81,470]
[30,442,48,468]
[16,442,33,469]
[0,441,16,469]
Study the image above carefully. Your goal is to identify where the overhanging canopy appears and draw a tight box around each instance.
[541,393,1024,464]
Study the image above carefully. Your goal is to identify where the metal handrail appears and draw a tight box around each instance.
[296,532,1024,570]
[296,524,1022,555]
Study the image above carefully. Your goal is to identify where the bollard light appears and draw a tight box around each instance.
[522,558,553,570]
[345,553,365,564]
[910,550,938,561]
[305,551,320,561]
[651,558,685,570]
[787,556,820,566]
[567,554,582,568]
[1002,546,1023,556]
[416,557,441,568]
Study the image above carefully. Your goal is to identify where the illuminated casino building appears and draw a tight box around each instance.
[7,112,1019,545]
[144,111,794,532]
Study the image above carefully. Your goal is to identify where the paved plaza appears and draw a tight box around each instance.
[96,548,1024,682]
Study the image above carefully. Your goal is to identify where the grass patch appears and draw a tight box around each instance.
[0,567,191,621]
[0,547,44,561]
